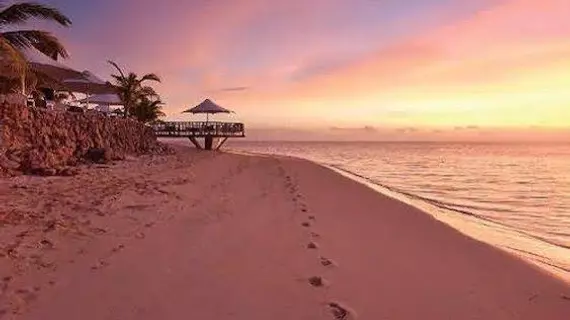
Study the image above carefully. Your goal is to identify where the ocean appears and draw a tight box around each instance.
[227,141,570,281]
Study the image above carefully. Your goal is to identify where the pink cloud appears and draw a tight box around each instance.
[273,0,570,100]
[430,0,570,53]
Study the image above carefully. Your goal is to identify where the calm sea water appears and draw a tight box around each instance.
[228,141,570,280]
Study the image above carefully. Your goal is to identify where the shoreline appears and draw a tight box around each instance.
[325,165,570,283]
[1,144,569,319]
[227,146,570,284]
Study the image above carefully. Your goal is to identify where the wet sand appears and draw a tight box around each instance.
[1,144,569,319]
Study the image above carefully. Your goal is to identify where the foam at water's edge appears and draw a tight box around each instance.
[228,148,570,284]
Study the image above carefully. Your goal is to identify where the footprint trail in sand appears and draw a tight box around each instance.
[282,167,357,319]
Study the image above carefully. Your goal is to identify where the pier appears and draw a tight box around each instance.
[153,121,245,150]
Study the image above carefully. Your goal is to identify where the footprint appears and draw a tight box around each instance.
[319,257,337,267]
[307,242,319,249]
[91,259,109,270]
[301,222,311,228]
[308,215,316,220]
[91,227,108,235]
[328,302,357,320]
[38,239,55,249]
[310,232,321,238]
[308,276,326,287]
[15,288,38,304]
[1,277,10,293]
[44,220,58,232]
[112,244,125,253]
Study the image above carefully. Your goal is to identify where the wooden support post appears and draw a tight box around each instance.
[215,137,229,151]
[188,137,203,149]
[204,136,213,150]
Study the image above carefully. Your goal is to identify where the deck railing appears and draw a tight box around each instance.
[152,121,245,138]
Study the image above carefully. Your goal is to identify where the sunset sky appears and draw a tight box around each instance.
[37,0,570,140]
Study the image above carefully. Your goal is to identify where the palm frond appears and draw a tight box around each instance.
[127,73,138,83]
[107,61,163,119]
[0,35,27,73]
[2,30,68,59]
[108,60,126,79]
[132,97,166,123]
[140,73,161,83]
[0,2,71,26]
[139,86,158,97]
[110,74,123,82]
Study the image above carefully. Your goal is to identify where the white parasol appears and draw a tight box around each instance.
[77,93,122,105]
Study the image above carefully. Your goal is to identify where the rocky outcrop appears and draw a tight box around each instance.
[0,95,172,176]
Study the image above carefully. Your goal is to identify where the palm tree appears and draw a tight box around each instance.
[131,97,166,123]
[0,2,72,93]
[108,60,161,118]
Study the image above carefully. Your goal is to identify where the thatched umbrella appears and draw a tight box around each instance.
[182,99,233,123]
[62,71,116,95]
[0,54,61,95]
[15,48,86,94]
[22,47,84,82]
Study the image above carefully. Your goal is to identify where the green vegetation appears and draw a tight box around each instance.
[108,61,165,123]
[131,97,166,124]
[0,1,71,93]
[0,2,166,123]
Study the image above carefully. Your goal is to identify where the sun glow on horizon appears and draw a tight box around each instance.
[46,0,570,138]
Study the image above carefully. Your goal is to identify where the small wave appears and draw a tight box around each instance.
[505,246,570,274]
[327,164,570,251]
[329,164,499,222]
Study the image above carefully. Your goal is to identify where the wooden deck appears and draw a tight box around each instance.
[152,121,245,150]
[153,121,245,138]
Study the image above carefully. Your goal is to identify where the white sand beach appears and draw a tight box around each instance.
[1,144,569,319]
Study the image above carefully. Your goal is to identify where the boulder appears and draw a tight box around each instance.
[85,148,107,164]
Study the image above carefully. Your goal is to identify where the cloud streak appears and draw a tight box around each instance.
[217,87,250,92]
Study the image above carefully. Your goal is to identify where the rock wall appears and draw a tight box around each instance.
[0,95,171,176]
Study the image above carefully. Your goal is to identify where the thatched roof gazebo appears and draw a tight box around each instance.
[152,98,245,150]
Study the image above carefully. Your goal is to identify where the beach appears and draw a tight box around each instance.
[1,144,569,319]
